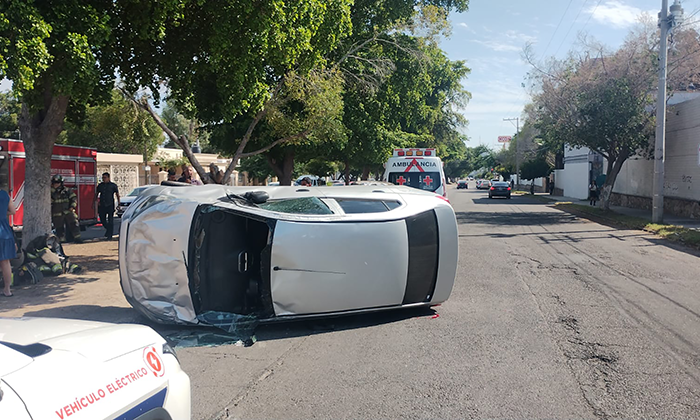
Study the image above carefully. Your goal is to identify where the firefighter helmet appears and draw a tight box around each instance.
[51,174,63,184]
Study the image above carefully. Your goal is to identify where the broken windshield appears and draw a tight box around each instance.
[258,197,333,215]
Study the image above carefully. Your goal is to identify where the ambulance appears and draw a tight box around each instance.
[384,148,447,197]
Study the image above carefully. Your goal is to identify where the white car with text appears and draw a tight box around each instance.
[0,317,190,420]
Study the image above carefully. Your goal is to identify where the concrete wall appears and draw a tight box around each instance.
[613,96,700,204]
[554,146,591,199]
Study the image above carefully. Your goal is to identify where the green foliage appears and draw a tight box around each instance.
[520,156,552,181]
[340,37,470,171]
[0,91,20,138]
[155,154,188,172]
[239,155,275,182]
[208,70,348,163]
[161,103,215,153]
[124,0,353,124]
[58,90,163,158]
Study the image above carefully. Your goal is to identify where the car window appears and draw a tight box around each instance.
[258,197,333,215]
[388,172,442,192]
[128,187,146,196]
[334,199,401,214]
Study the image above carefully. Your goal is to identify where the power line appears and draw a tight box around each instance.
[554,0,589,56]
[579,0,604,34]
[541,0,575,58]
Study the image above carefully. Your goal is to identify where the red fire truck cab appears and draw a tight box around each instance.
[0,139,98,229]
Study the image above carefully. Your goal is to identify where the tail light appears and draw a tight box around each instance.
[507,187,511,191]
[436,194,451,205]
[490,187,495,190]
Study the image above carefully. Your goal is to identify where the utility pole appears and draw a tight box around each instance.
[652,0,683,223]
[504,117,520,186]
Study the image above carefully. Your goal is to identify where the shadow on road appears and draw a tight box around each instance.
[457,211,579,227]
[21,304,144,324]
[0,276,101,313]
[254,306,436,342]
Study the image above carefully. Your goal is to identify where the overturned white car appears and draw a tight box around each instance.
[119,184,458,325]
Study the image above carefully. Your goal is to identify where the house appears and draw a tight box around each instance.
[553,94,700,218]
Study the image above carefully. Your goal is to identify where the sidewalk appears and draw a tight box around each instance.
[526,193,700,230]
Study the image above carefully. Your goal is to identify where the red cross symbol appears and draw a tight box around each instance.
[423,175,433,187]
[396,176,407,185]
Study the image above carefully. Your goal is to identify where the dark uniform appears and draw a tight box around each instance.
[96,180,119,239]
[50,175,82,243]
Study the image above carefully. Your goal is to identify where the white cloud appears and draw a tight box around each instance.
[457,22,477,35]
[504,30,537,44]
[587,1,655,29]
[471,39,521,52]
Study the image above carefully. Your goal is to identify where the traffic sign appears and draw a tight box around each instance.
[498,136,512,143]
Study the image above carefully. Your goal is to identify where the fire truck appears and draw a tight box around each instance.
[0,139,98,229]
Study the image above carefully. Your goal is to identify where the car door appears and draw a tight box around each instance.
[269,220,409,316]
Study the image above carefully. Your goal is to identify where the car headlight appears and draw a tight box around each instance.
[163,342,179,364]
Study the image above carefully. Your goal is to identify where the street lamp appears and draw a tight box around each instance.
[652,0,683,223]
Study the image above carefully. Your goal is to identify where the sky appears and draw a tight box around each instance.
[443,0,700,150]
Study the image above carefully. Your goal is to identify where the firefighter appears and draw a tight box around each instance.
[50,175,82,243]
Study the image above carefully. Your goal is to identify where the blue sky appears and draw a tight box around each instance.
[444,0,700,150]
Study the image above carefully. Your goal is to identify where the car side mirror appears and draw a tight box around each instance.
[243,191,269,204]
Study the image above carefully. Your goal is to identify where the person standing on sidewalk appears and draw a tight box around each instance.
[51,175,82,243]
[0,189,16,296]
[589,181,599,206]
[95,173,120,240]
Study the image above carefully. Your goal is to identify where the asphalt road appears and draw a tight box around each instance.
[176,184,700,419]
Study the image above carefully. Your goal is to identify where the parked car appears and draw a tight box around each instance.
[117,185,157,217]
[119,184,458,326]
[457,180,468,189]
[489,181,512,199]
[476,179,491,190]
[0,317,190,420]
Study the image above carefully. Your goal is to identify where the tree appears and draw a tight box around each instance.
[527,33,656,210]
[520,156,552,182]
[0,91,20,139]
[1,0,182,245]
[58,90,163,158]
[206,69,348,185]
[122,0,353,185]
[161,103,215,153]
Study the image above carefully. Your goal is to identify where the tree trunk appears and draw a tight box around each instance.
[344,160,351,185]
[599,153,627,211]
[279,150,295,186]
[361,166,370,181]
[19,94,70,248]
[266,150,295,186]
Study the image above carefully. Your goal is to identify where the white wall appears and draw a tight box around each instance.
[555,146,590,199]
[613,96,700,202]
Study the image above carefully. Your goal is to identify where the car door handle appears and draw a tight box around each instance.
[238,251,248,273]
